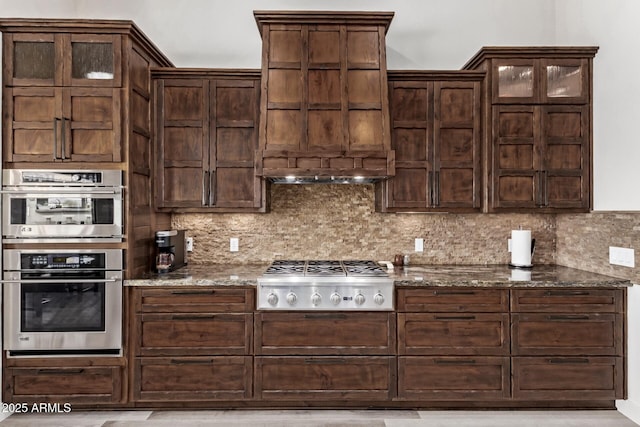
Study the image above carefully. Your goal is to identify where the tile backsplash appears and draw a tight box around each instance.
[172,184,556,265]
[557,211,640,283]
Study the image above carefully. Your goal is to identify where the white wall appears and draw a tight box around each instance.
[0,0,638,421]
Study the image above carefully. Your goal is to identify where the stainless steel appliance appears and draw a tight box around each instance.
[257,260,394,311]
[155,230,187,273]
[2,248,123,356]
[2,169,123,243]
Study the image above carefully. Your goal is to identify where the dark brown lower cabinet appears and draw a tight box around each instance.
[398,356,510,400]
[133,356,252,401]
[512,357,624,400]
[255,356,395,401]
[4,358,124,404]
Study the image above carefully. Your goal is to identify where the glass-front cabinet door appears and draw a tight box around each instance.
[5,33,121,87]
[493,58,588,104]
[540,58,588,104]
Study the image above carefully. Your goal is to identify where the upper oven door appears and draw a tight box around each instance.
[2,170,123,243]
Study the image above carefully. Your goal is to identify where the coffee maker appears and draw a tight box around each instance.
[155,230,186,273]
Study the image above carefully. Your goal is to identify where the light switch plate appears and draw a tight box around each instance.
[230,237,239,252]
[415,238,424,252]
[609,246,635,268]
[186,237,193,252]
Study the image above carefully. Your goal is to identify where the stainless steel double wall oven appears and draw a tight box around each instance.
[1,169,124,356]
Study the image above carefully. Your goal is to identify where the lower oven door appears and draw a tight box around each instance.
[2,271,123,355]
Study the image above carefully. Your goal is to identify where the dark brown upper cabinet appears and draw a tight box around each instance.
[464,47,598,212]
[376,71,483,212]
[253,11,395,180]
[3,32,122,88]
[153,69,267,213]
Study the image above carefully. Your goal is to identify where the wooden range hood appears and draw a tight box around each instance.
[254,11,395,181]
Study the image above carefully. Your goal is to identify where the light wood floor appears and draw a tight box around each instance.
[0,409,638,426]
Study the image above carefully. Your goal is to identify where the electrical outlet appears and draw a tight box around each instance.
[609,246,635,268]
[186,237,193,252]
[230,237,239,252]
[415,238,424,252]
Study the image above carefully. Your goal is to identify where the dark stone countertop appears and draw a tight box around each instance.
[124,263,632,288]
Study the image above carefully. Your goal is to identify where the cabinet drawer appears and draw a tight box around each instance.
[5,366,123,404]
[133,356,252,401]
[136,313,252,356]
[134,287,254,313]
[511,288,623,313]
[255,312,395,355]
[397,288,508,312]
[512,357,624,400]
[255,356,395,401]
[398,356,510,400]
[398,313,509,355]
[512,313,622,356]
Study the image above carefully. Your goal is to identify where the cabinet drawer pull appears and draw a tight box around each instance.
[171,315,216,321]
[434,359,476,365]
[434,315,477,320]
[544,290,591,296]
[37,368,84,375]
[170,290,216,295]
[170,359,213,365]
[303,314,347,319]
[547,315,591,321]
[433,290,476,295]
[548,358,589,364]
[304,358,347,364]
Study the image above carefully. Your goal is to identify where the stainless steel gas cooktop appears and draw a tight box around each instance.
[257,260,394,311]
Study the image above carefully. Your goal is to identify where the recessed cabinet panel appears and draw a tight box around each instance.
[13,39,56,81]
[394,129,428,162]
[513,357,623,400]
[308,30,340,65]
[255,312,395,355]
[138,313,252,356]
[256,356,394,401]
[398,356,510,400]
[398,313,509,355]
[346,29,380,67]
[135,356,252,401]
[512,313,622,356]
[398,288,509,313]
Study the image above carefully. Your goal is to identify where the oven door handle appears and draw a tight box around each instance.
[0,189,122,195]
[0,279,120,284]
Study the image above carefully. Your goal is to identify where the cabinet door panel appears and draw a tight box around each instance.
[134,356,252,401]
[135,287,254,313]
[256,356,394,401]
[255,312,395,355]
[398,313,509,356]
[4,87,62,162]
[512,313,622,356]
[64,87,121,162]
[513,357,623,400]
[511,289,623,313]
[214,168,260,208]
[398,288,509,312]
[398,356,510,400]
[137,313,252,356]
[6,366,122,404]
[541,105,589,209]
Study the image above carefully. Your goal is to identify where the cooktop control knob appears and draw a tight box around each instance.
[330,292,341,305]
[286,292,298,306]
[354,293,366,306]
[311,292,322,306]
[373,293,385,306]
[267,292,279,306]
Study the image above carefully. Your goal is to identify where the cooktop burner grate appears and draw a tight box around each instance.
[263,260,387,277]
